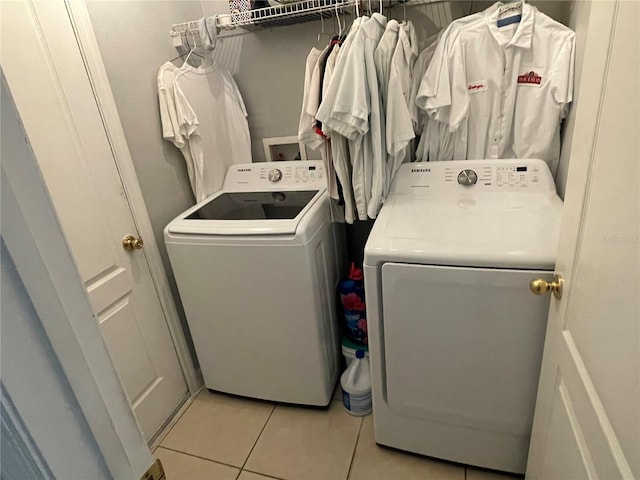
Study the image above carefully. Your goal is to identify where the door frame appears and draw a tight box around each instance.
[63,0,200,395]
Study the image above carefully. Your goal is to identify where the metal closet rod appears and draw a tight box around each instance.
[169,0,451,40]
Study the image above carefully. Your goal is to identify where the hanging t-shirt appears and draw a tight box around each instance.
[317,17,365,224]
[374,20,400,115]
[386,21,418,179]
[298,47,325,151]
[175,63,252,201]
[157,62,203,197]
[359,13,388,219]
[373,19,399,198]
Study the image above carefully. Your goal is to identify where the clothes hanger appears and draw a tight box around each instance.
[336,3,344,37]
[497,0,524,26]
[315,11,332,47]
[170,31,205,65]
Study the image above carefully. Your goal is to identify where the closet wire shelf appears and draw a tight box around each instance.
[170,0,443,39]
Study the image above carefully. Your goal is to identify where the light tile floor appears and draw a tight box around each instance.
[156,389,523,480]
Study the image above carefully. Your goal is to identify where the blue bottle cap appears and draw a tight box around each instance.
[355,350,365,359]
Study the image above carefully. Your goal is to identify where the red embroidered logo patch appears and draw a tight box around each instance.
[467,81,487,93]
[518,71,542,85]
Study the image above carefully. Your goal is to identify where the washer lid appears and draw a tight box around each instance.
[167,189,323,235]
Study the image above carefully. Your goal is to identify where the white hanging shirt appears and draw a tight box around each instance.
[374,20,400,113]
[317,17,367,140]
[317,18,364,224]
[422,4,575,172]
[386,21,418,179]
[415,8,488,122]
[411,39,438,163]
[175,63,251,201]
[415,9,490,162]
[373,20,399,197]
[318,16,376,221]
[322,44,341,113]
[321,43,342,202]
[157,62,203,197]
[298,47,325,150]
[358,13,387,220]
[409,34,439,135]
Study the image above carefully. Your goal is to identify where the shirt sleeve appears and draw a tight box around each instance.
[387,46,415,155]
[446,42,469,133]
[174,74,199,142]
[551,31,576,119]
[415,26,451,113]
[158,65,185,146]
[317,29,369,140]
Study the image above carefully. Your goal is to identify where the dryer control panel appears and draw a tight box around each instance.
[222,161,326,191]
[392,159,555,195]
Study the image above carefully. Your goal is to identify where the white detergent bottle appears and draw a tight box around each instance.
[340,350,372,416]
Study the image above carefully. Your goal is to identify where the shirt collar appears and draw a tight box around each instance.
[486,2,535,49]
[397,22,418,62]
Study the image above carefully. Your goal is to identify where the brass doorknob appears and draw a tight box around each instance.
[529,274,563,299]
[122,235,144,250]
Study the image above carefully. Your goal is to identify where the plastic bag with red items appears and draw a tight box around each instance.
[338,263,367,345]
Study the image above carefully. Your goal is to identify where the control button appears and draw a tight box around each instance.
[268,168,283,182]
[457,169,478,187]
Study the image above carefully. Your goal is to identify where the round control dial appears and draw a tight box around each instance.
[457,169,478,187]
[268,168,283,183]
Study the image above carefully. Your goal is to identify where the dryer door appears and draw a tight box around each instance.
[381,262,552,437]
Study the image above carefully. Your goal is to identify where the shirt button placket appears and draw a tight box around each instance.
[494,53,509,157]
[496,49,513,157]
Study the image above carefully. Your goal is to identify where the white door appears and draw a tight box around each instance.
[2,1,189,441]
[526,1,639,478]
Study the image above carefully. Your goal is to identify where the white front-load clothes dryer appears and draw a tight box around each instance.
[364,159,563,474]
[165,161,344,406]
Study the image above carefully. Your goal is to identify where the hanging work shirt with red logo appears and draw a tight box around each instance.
[417,2,575,174]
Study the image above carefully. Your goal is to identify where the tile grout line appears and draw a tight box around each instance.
[241,468,288,480]
[238,403,277,474]
[155,389,204,451]
[156,445,242,471]
[344,415,365,480]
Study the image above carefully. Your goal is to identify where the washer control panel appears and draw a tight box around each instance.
[392,160,553,194]
[223,161,326,190]
[444,165,541,188]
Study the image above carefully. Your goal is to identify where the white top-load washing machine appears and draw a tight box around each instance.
[364,159,563,474]
[165,161,344,406]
